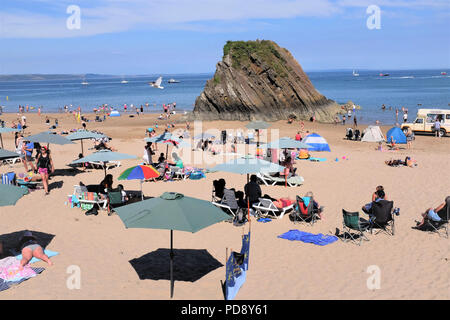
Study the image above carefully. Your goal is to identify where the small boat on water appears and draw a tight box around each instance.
[441,71,447,75]
[121,80,129,84]
[168,78,180,83]
[379,73,390,77]
[81,81,89,85]
[352,70,359,77]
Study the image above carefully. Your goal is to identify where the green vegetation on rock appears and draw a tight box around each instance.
[223,40,289,77]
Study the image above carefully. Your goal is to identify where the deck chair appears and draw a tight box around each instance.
[253,197,294,220]
[71,185,107,210]
[107,190,124,214]
[291,195,320,226]
[212,188,240,218]
[342,209,370,245]
[416,198,449,238]
[369,200,395,236]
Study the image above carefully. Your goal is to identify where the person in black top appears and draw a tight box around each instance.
[35,146,54,195]
[244,175,262,206]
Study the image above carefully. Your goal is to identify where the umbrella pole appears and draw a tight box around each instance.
[81,140,84,156]
[170,229,174,298]
[0,134,3,149]
[166,144,169,160]
[140,180,143,200]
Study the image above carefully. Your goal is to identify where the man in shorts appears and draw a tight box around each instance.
[22,140,36,172]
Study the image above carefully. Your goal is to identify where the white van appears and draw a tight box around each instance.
[401,109,450,137]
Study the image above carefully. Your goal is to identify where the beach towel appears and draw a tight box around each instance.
[15,250,59,264]
[309,157,326,162]
[278,230,338,246]
[257,218,272,223]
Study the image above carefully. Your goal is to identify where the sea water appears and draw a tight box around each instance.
[0,70,448,125]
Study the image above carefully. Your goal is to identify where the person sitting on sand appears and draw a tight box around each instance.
[17,231,53,267]
[414,196,450,228]
[279,156,296,178]
[213,179,226,200]
[385,156,416,167]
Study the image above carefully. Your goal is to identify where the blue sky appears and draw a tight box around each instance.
[0,0,449,74]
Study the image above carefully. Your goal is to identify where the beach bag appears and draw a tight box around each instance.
[299,149,310,159]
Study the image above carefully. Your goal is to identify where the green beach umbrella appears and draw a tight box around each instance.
[25,132,74,146]
[245,120,271,130]
[70,150,137,176]
[66,130,106,156]
[0,184,29,207]
[246,120,271,147]
[261,137,313,149]
[114,192,230,298]
[0,127,20,148]
[0,148,20,160]
[210,156,284,175]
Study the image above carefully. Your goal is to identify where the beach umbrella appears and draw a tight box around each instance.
[114,192,230,298]
[193,133,216,140]
[245,120,271,130]
[25,132,74,146]
[261,137,313,149]
[301,133,331,152]
[146,133,189,158]
[118,165,160,200]
[246,121,271,147]
[0,127,20,148]
[66,130,106,156]
[70,150,137,176]
[0,184,29,207]
[0,148,20,160]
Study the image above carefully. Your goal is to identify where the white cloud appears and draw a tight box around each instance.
[0,0,446,38]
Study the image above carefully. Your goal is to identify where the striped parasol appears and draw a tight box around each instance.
[118,165,160,200]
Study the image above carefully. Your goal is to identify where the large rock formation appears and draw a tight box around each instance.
[191,40,340,122]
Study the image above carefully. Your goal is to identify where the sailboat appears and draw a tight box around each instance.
[81,78,89,85]
[352,70,359,77]
[120,76,128,84]
[168,78,180,83]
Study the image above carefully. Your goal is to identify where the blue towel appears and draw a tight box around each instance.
[15,250,59,264]
[278,230,338,246]
[309,157,326,162]
[257,218,272,223]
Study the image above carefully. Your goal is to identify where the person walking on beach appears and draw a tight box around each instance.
[22,140,36,172]
[406,128,414,149]
[403,110,408,123]
[353,115,357,128]
[35,146,54,195]
[342,115,346,125]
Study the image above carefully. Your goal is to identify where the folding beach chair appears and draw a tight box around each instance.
[253,197,294,220]
[212,188,240,218]
[342,209,370,245]
[416,198,449,238]
[71,185,107,210]
[368,200,395,236]
[107,190,124,214]
[291,195,320,226]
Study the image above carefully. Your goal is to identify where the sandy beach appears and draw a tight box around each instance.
[0,112,448,300]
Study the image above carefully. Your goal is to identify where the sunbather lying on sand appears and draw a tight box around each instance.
[17,231,53,267]
[385,156,416,167]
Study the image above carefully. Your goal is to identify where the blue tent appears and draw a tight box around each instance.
[302,133,331,152]
[386,127,407,144]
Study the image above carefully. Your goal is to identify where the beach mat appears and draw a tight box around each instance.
[257,218,272,223]
[278,230,338,246]
[15,250,59,264]
[0,257,45,292]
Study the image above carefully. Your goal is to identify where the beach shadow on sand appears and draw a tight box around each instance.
[129,249,223,282]
[0,230,55,258]
[52,168,84,177]
[49,180,64,190]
